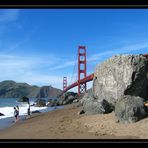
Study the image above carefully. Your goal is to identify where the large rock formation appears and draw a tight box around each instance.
[93,54,148,106]
[81,54,148,116]
[115,95,146,123]
[57,92,78,105]
[81,89,114,115]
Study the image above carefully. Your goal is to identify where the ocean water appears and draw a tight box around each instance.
[0,98,63,130]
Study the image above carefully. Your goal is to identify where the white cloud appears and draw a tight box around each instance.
[0,54,62,87]
[0,26,39,55]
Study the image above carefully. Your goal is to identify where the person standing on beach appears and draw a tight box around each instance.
[14,107,19,123]
[27,101,31,118]
[16,105,19,121]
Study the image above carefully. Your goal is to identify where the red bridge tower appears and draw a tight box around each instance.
[63,76,67,91]
[78,46,87,96]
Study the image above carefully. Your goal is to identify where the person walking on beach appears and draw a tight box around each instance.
[14,107,19,123]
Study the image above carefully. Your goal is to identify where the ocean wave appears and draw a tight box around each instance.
[0,106,47,119]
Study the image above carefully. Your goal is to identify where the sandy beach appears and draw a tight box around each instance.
[0,103,148,140]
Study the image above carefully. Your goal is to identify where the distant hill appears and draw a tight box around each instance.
[0,80,62,98]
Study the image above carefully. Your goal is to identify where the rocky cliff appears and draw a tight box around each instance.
[93,54,148,104]
[81,54,148,123]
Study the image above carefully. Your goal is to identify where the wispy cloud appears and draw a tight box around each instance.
[48,41,148,72]
[0,9,20,36]
[0,54,63,87]
[48,60,76,71]
[0,54,60,71]
[88,42,148,63]
[2,31,35,54]
[0,9,19,23]
[0,9,31,46]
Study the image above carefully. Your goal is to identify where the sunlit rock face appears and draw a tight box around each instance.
[81,54,148,115]
[93,54,148,106]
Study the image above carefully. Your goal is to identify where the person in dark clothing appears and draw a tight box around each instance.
[27,106,30,116]
[14,107,19,123]
[16,105,19,121]
[26,101,31,118]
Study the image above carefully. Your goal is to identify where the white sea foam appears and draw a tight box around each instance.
[0,105,47,119]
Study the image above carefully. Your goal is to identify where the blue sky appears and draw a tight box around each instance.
[0,9,148,91]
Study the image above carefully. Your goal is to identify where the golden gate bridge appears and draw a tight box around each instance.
[62,46,148,96]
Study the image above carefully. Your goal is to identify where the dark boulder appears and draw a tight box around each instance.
[46,101,56,107]
[58,99,64,106]
[83,97,113,115]
[35,99,46,107]
[32,110,41,114]
[0,112,4,116]
[17,96,29,102]
[46,98,59,107]
[81,89,114,115]
[115,95,146,123]
[78,110,85,115]
[30,103,36,107]
[58,92,78,105]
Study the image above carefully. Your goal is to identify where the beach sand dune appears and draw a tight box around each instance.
[0,104,148,139]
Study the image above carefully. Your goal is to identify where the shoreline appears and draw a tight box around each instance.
[0,105,63,129]
[0,117,16,131]
[0,113,41,131]
[0,103,147,139]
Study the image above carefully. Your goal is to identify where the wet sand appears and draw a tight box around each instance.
[0,103,147,140]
